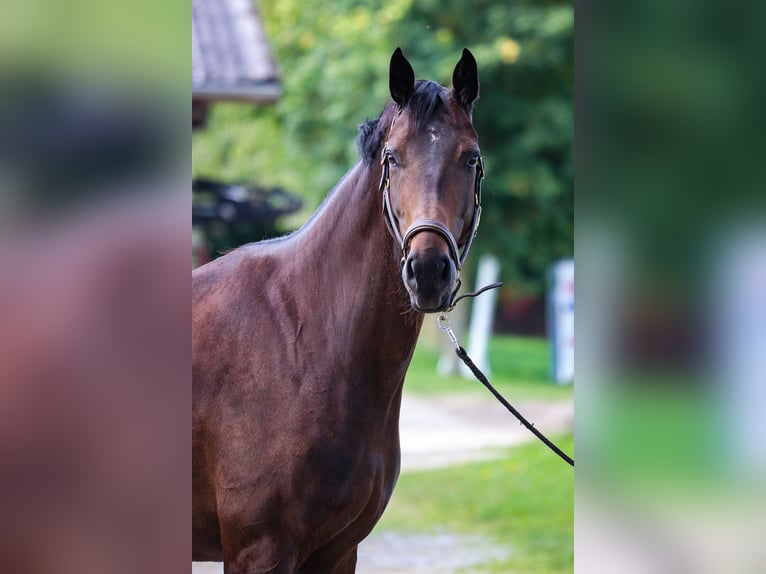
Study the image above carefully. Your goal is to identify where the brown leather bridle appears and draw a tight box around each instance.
[378,127,485,282]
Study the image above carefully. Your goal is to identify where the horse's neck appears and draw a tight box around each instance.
[299,162,423,373]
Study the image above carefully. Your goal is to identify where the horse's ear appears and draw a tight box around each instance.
[452,48,479,114]
[389,47,415,108]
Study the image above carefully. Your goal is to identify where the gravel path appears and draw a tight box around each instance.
[399,393,573,472]
[194,532,510,574]
[356,531,511,574]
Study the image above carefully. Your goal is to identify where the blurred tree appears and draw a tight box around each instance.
[192,0,573,295]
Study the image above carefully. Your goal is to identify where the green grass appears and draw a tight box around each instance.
[404,335,574,401]
[377,435,575,573]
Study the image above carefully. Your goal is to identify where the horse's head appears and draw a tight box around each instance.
[381,48,483,313]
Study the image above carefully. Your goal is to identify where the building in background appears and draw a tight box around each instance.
[192,0,281,129]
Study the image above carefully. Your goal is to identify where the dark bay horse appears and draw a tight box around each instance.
[192,48,484,573]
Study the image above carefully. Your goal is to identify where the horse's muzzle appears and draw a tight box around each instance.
[402,248,456,312]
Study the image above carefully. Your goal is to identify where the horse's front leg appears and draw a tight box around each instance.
[298,545,357,574]
[329,547,357,574]
[220,514,299,574]
[223,541,298,574]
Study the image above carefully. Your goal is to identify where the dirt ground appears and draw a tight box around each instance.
[398,392,573,472]
[193,531,510,574]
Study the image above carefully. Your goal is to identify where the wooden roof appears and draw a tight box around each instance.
[192,0,281,104]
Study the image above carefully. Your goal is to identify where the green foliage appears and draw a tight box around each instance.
[192,0,573,294]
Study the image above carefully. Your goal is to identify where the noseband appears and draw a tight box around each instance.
[378,131,485,277]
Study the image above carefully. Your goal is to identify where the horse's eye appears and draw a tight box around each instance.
[467,156,479,168]
[386,153,398,167]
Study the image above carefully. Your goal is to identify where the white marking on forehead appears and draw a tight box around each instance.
[427,126,439,143]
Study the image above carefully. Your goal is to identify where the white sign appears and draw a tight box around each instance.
[549,259,574,383]
[714,231,766,475]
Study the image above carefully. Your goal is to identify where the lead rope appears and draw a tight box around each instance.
[437,306,575,467]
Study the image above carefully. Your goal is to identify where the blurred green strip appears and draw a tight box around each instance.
[594,382,723,494]
[0,0,188,88]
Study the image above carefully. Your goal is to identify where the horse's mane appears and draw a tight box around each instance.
[356,80,447,165]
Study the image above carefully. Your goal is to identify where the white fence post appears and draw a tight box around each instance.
[460,255,501,378]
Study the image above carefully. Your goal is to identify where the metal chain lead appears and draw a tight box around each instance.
[437,312,460,350]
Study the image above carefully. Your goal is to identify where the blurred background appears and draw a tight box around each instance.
[0,1,188,573]
[577,1,766,573]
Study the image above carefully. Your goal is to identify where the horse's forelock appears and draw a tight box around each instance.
[406,80,447,130]
[357,80,448,165]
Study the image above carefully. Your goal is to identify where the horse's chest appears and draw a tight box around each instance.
[289,426,400,532]
[303,452,396,550]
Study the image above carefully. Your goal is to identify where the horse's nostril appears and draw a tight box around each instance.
[405,257,415,280]
[404,252,452,288]
[440,256,451,283]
